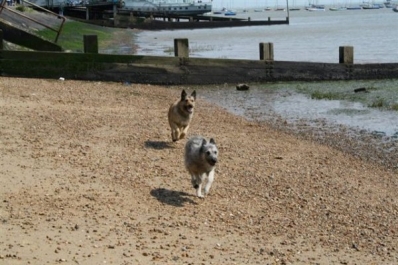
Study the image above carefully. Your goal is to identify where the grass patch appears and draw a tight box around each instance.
[37,21,115,52]
[310,91,339,100]
[390,103,398,111]
[15,5,27,12]
[369,98,385,108]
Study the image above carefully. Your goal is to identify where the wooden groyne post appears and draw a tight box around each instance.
[174,38,189,58]
[259,42,274,61]
[339,46,354,64]
[260,42,274,77]
[83,35,98,54]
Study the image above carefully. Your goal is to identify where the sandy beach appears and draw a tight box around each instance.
[0,77,397,264]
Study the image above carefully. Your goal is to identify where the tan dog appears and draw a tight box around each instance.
[168,89,196,142]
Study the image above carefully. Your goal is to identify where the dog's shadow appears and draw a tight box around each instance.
[150,188,197,207]
[145,140,174,150]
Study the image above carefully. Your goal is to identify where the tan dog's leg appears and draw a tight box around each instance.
[179,125,190,140]
[170,124,181,142]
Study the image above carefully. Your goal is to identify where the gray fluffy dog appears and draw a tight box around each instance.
[184,136,219,198]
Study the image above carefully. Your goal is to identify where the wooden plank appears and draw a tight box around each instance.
[0,50,398,84]
[0,20,62,52]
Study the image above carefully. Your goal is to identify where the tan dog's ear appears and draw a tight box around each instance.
[191,90,197,100]
[181,89,187,100]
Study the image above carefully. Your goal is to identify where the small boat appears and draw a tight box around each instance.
[224,10,236,16]
[362,4,381,9]
[307,7,325,11]
[384,0,393,7]
[329,6,347,11]
[346,6,362,10]
[306,4,325,11]
[393,5,398,12]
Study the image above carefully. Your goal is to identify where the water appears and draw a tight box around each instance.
[199,85,398,137]
[135,8,398,63]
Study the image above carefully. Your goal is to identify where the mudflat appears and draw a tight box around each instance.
[0,77,397,264]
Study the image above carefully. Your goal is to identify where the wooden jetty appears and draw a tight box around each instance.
[63,7,290,30]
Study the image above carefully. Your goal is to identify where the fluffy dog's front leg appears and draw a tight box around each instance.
[204,169,215,196]
[191,175,203,198]
[196,183,204,198]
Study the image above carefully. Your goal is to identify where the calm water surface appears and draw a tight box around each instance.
[135,8,398,63]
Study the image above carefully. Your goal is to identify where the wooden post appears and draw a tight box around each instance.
[114,15,120,27]
[84,35,98,54]
[174,38,189,58]
[86,7,89,20]
[339,46,354,64]
[0,30,3,50]
[259,43,274,61]
[113,5,117,26]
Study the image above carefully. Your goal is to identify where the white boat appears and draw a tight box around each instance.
[307,5,326,11]
[119,0,213,16]
[26,0,212,16]
[329,6,347,11]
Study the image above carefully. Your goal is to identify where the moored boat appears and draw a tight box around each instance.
[346,6,362,10]
[362,4,381,9]
[307,7,325,11]
[27,0,213,16]
[306,4,326,11]
[329,6,347,11]
[224,10,236,15]
[120,0,213,16]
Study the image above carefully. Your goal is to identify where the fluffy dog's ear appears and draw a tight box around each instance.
[181,89,187,100]
[191,90,196,100]
[201,138,207,147]
[209,138,216,145]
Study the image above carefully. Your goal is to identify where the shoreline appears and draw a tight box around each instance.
[199,83,398,172]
